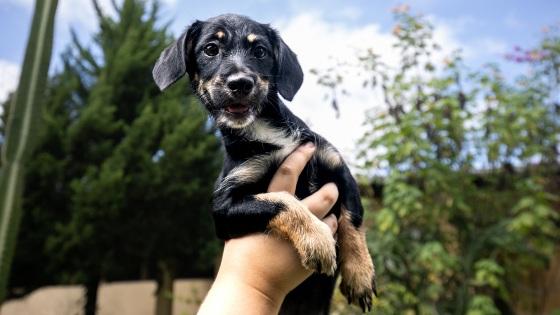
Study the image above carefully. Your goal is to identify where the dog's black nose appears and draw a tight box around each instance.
[227,76,254,96]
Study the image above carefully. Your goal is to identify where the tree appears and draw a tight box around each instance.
[317,6,559,314]
[7,1,222,315]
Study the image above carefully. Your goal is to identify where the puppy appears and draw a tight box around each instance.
[152,14,376,314]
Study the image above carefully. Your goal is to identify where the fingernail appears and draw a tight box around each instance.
[304,142,315,149]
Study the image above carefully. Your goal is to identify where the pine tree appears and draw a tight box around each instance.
[7,1,222,314]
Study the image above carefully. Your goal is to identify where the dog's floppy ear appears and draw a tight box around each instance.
[273,32,304,101]
[152,21,202,91]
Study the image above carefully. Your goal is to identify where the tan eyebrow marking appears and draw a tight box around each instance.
[215,31,225,39]
[247,34,257,43]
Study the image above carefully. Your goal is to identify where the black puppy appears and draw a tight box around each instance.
[153,14,376,314]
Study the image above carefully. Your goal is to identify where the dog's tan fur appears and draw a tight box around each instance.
[256,77,269,94]
[338,208,376,307]
[256,191,337,275]
[316,146,343,169]
[247,33,257,43]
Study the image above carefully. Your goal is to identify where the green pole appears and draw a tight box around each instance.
[0,0,58,302]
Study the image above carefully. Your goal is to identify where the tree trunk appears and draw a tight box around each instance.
[155,261,174,315]
[84,275,100,315]
[140,260,149,280]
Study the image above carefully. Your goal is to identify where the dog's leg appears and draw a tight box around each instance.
[338,208,376,312]
[330,163,376,312]
[213,191,337,275]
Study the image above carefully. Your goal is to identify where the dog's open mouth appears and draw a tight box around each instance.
[225,104,250,114]
[217,102,256,128]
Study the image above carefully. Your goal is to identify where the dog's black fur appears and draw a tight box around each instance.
[153,14,376,314]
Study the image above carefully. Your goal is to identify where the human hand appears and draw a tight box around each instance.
[197,143,339,314]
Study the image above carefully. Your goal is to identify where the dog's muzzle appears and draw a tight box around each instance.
[227,75,254,97]
[223,74,254,115]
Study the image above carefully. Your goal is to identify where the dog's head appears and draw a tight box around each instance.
[153,14,303,129]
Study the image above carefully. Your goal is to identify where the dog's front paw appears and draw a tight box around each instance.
[298,221,337,276]
[261,192,337,275]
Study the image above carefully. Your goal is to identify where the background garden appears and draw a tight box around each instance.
[0,1,558,314]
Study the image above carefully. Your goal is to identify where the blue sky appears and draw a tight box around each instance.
[2,0,559,65]
[1,0,559,161]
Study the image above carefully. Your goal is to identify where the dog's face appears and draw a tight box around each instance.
[153,14,304,129]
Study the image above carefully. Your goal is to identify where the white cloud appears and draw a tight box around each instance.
[276,13,464,165]
[58,0,177,31]
[0,60,20,105]
[58,0,113,31]
[7,0,177,33]
[428,15,474,59]
[275,13,395,164]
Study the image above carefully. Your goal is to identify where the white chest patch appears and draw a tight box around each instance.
[246,120,303,166]
[217,120,302,193]
[244,119,301,148]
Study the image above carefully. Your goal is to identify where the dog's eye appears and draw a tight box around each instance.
[204,43,220,57]
[253,46,267,59]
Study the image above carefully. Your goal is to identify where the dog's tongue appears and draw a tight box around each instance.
[227,104,249,113]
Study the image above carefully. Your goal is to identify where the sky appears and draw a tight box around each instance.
[1,0,559,163]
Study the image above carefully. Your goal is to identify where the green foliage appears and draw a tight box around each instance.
[466,295,501,315]
[0,0,58,302]
[6,0,222,310]
[319,6,559,315]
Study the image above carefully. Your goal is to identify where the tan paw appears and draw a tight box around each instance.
[337,209,377,312]
[261,192,338,276]
[340,270,376,312]
[297,221,337,275]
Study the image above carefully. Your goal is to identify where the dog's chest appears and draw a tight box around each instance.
[219,120,302,193]
[244,120,342,171]
[245,119,301,150]
[219,119,342,199]
[242,119,303,172]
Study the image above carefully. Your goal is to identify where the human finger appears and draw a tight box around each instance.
[301,183,339,219]
[268,143,316,194]
[322,214,338,235]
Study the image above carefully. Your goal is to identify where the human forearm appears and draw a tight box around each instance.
[197,271,282,315]
[197,234,296,315]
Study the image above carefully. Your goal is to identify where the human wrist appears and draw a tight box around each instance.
[222,271,285,310]
[197,266,285,315]
[218,236,298,300]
